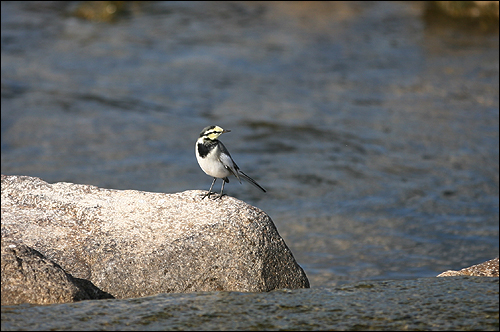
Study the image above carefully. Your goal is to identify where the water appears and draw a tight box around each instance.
[2,278,498,331]
[1,1,499,329]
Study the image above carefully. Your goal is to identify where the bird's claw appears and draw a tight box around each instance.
[201,191,225,200]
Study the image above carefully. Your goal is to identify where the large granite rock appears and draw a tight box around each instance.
[1,175,309,305]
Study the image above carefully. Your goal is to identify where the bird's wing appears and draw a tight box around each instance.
[218,141,241,182]
[218,142,266,192]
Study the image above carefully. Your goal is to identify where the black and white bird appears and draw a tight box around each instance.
[195,125,266,199]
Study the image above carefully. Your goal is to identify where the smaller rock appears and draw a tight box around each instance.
[1,240,114,305]
[437,258,499,277]
[428,1,499,19]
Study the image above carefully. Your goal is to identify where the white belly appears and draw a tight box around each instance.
[196,146,231,179]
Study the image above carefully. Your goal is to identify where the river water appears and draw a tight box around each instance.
[1,1,498,330]
[2,277,498,331]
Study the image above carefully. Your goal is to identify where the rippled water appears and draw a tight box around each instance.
[1,0,498,294]
[2,278,499,331]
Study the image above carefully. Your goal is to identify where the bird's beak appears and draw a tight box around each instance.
[223,129,231,133]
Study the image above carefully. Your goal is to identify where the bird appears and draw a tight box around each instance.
[195,125,266,199]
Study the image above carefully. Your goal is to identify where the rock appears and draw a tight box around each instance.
[1,175,309,304]
[437,258,499,277]
[72,1,130,23]
[1,240,114,305]
[427,1,499,19]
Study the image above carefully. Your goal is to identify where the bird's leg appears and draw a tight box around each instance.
[215,178,228,199]
[202,178,217,199]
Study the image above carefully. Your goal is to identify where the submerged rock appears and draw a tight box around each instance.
[1,175,309,305]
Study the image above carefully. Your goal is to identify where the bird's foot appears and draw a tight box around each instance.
[201,191,226,200]
[201,191,215,199]
[214,193,226,200]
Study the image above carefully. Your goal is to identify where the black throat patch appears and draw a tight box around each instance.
[197,140,216,158]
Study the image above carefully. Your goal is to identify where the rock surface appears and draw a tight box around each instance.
[1,240,114,305]
[437,257,499,277]
[1,175,309,305]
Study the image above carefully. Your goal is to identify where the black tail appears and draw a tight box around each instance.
[238,171,266,192]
